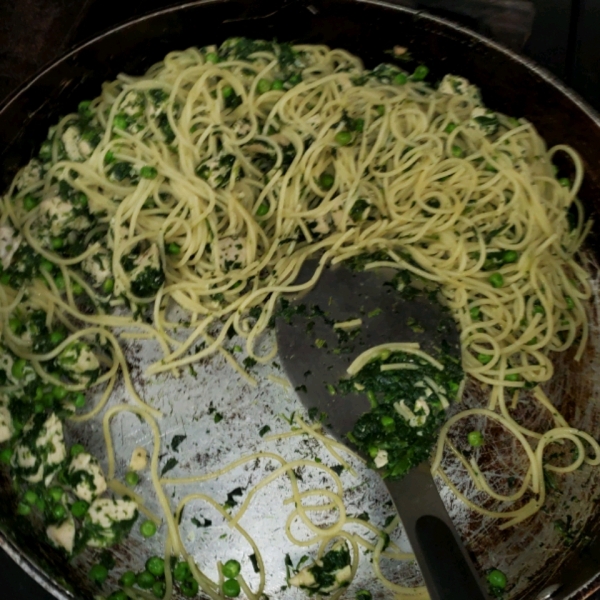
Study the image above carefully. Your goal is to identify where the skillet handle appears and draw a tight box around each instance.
[384,462,489,600]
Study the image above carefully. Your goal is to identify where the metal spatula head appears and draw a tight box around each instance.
[275,260,488,600]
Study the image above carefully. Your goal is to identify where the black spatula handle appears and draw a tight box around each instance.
[385,463,488,600]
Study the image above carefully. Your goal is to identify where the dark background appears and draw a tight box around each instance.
[0,0,599,598]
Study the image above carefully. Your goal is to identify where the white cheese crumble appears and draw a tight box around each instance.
[47,517,76,554]
[290,569,317,588]
[35,413,67,468]
[393,399,428,427]
[68,452,107,502]
[0,226,22,270]
[39,196,73,237]
[82,252,112,286]
[438,74,482,105]
[12,413,66,484]
[129,446,148,471]
[0,403,14,443]
[61,126,84,161]
[58,343,100,378]
[85,498,138,547]
[374,449,389,469]
[14,160,42,191]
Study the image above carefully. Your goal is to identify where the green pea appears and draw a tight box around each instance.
[146,556,165,577]
[469,306,481,320]
[411,65,429,81]
[104,150,115,164]
[52,503,66,520]
[222,86,234,99]
[205,52,219,64]
[467,431,484,447]
[140,166,158,179]
[393,72,407,85]
[120,570,137,587]
[140,520,157,537]
[319,173,334,190]
[152,580,166,598]
[137,570,156,589]
[565,296,575,310]
[40,259,54,273]
[72,282,84,295]
[76,192,88,207]
[356,591,373,600]
[24,490,38,505]
[166,242,181,255]
[78,100,93,117]
[8,317,21,334]
[502,250,518,264]
[451,145,464,158]
[180,577,199,597]
[533,304,545,315]
[11,358,27,380]
[53,385,67,400]
[0,448,12,464]
[222,559,241,579]
[477,353,493,365]
[71,444,85,457]
[272,79,284,90]
[23,194,38,211]
[33,402,45,414]
[102,279,115,294]
[173,561,191,582]
[70,500,89,518]
[113,114,128,130]
[48,486,64,502]
[487,569,507,589]
[125,471,139,486]
[50,330,66,345]
[505,373,520,382]
[335,131,352,146]
[17,502,31,516]
[354,118,365,132]
[39,140,53,161]
[444,122,457,134]
[108,592,128,600]
[51,237,64,250]
[87,564,108,585]
[222,578,241,598]
[488,272,504,288]
[54,274,66,290]
[380,415,395,428]
[74,393,86,408]
[368,445,379,458]
[558,177,570,188]
[256,202,269,217]
[257,79,272,94]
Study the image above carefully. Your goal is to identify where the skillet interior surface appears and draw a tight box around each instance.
[2,1,600,599]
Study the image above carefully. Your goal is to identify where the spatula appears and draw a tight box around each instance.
[275,260,488,600]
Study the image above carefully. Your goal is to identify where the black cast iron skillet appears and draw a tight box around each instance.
[2,1,600,599]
